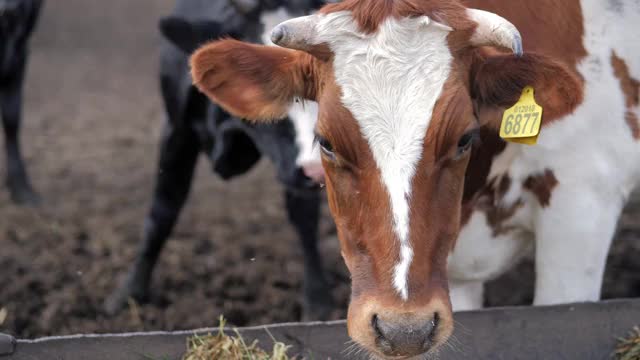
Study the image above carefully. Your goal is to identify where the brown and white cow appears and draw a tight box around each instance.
[190,0,640,357]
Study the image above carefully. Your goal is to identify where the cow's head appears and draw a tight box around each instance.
[190,0,582,357]
[160,0,329,186]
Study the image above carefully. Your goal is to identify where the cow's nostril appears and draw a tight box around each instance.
[372,314,393,353]
[371,314,379,333]
[271,25,286,44]
[430,312,440,342]
[371,313,439,357]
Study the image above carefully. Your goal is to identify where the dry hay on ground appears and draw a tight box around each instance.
[615,326,640,360]
[182,317,291,360]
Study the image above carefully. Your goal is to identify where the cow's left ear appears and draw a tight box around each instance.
[469,52,583,129]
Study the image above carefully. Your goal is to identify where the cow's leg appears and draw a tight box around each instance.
[533,185,623,305]
[449,280,484,311]
[105,123,200,314]
[285,189,333,320]
[0,63,40,205]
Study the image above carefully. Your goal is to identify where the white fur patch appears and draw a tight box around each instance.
[448,0,640,309]
[288,101,320,166]
[312,12,453,299]
[261,8,321,167]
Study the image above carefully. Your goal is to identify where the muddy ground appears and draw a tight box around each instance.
[0,0,638,338]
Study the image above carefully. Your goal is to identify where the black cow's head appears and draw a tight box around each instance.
[159,1,328,189]
[230,0,330,17]
[159,17,242,55]
[159,0,332,55]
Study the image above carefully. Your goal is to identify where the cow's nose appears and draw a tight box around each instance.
[372,313,438,357]
[301,162,325,184]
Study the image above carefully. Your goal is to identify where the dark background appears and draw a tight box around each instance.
[0,0,638,338]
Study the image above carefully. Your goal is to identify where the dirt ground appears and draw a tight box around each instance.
[0,0,638,339]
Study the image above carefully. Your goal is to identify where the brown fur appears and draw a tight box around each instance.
[482,176,524,236]
[321,0,474,35]
[463,0,587,69]
[627,112,640,140]
[403,80,474,301]
[484,199,523,236]
[611,51,640,140]
[523,169,559,207]
[461,174,525,238]
[190,39,321,121]
[459,128,506,227]
[469,52,584,129]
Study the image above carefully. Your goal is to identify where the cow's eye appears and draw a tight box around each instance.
[315,135,336,161]
[456,129,478,156]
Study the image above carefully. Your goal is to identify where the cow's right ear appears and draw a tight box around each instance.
[190,39,319,121]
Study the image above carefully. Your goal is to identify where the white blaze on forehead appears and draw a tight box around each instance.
[312,12,454,299]
[261,8,321,167]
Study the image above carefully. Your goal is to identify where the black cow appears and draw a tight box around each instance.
[0,0,42,205]
[106,0,333,320]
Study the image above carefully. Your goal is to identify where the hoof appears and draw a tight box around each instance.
[8,182,41,206]
[104,280,148,316]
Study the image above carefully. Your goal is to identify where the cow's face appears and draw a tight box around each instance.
[190,0,582,357]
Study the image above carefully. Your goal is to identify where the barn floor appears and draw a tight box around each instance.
[0,0,639,339]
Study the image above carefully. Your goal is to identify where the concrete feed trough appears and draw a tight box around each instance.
[2,299,639,359]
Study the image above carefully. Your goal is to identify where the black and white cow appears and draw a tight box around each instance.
[0,0,42,205]
[106,0,333,320]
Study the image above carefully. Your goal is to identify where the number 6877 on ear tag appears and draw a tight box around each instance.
[500,86,543,145]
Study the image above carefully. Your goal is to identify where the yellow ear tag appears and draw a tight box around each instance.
[499,86,543,145]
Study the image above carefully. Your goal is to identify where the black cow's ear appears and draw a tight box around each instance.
[159,16,231,54]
